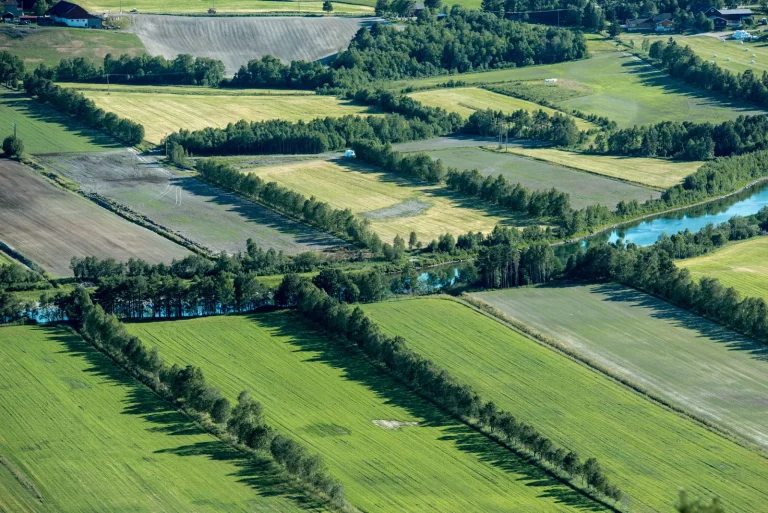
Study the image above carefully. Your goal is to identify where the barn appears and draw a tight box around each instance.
[45,0,102,28]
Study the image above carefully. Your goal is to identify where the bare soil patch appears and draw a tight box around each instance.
[372,419,419,430]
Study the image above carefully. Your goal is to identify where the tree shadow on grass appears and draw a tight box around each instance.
[45,325,326,512]
[586,282,768,362]
[253,311,611,512]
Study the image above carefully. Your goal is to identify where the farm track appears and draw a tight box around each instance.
[130,15,378,75]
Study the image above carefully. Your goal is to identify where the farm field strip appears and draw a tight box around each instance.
[0,325,314,513]
[80,0,374,13]
[421,147,660,208]
[71,87,376,144]
[41,151,341,255]
[393,51,767,128]
[0,90,118,154]
[244,159,538,241]
[127,312,598,513]
[362,297,768,513]
[62,82,317,96]
[0,160,189,277]
[496,146,701,189]
[679,236,768,301]
[406,87,596,130]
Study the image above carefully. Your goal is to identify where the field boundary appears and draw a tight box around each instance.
[0,454,43,502]
[454,292,768,459]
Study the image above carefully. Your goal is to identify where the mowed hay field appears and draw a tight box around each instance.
[130,15,371,75]
[0,90,118,154]
[127,312,599,513]
[421,147,660,208]
[65,84,376,144]
[395,51,767,128]
[679,237,768,301]
[0,26,144,68]
[41,151,342,255]
[0,160,189,276]
[0,325,315,513]
[472,283,768,449]
[362,297,768,513]
[406,87,595,131]
[497,147,702,189]
[80,0,373,13]
[245,159,535,241]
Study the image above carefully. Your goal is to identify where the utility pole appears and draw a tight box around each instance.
[498,119,504,149]
[165,132,168,157]
[106,74,110,95]
[12,122,17,138]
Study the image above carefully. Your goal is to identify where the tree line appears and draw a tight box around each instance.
[23,75,144,145]
[277,276,623,503]
[0,51,24,87]
[67,289,345,505]
[464,108,582,147]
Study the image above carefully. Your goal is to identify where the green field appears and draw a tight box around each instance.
[245,159,536,241]
[394,51,767,128]
[0,325,317,513]
[0,90,118,154]
[496,146,702,189]
[679,236,768,301]
[79,0,375,13]
[127,312,596,513]
[406,87,595,130]
[420,147,660,208]
[63,84,376,144]
[362,297,768,513]
[0,26,144,69]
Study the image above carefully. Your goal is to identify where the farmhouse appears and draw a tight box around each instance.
[695,5,753,28]
[45,0,102,28]
[2,0,21,17]
[625,13,675,32]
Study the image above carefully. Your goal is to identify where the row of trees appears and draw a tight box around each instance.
[0,51,24,87]
[464,108,582,147]
[36,54,225,86]
[23,76,144,145]
[71,290,344,503]
[195,159,383,251]
[278,276,623,503]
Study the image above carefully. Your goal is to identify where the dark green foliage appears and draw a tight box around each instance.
[0,51,24,87]
[476,243,563,289]
[2,135,23,158]
[677,490,725,513]
[464,108,581,147]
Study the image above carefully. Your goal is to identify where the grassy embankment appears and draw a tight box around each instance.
[363,297,768,513]
[127,312,601,513]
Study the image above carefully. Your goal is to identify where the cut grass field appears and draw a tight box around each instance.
[679,236,768,301]
[244,159,536,241]
[420,147,660,208]
[0,26,144,69]
[394,51,767,128]
[41,150,342,255]
[0,90,118,154]
[406,87,595,131]
[80,0,374,13]
[362,297,768,513]
[127,312,601,513]
[0,160,189,276]
[64,84,376,144]
[496,146,701,189]
[0,325,316,513]
[471,283,768,450]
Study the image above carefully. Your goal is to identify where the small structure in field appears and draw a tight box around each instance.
[344,149,356,158]
[544,78,558,83]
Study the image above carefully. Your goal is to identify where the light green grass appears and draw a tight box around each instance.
[127,312,603,513]
[0,90,117,154]
[394,51,767,128]
[422,147,660,208]
[63,84,376,144]
[495,146,701,189]
[79,0,374,13]
[0,325,316,513]
[0,250,16,265]
[406,87,595,130]
[679,236,768,301]
[245,159,538,241]
[0,26,144,69]
[362,297,768,513]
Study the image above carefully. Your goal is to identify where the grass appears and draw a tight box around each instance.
[420,147,660,208]
[362,296,768,513]
[244,159,537,242]
[495,146,701,189]
[127,312,599,513]
[0,90,118,154]
[63,84,377,144]
[0,325,318,513]
[406,87,596,131]
[0,250,17,265]
[393,51,767,128]
[679,236,768,301]
[0,26,144,69]
[79,0,374,13]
